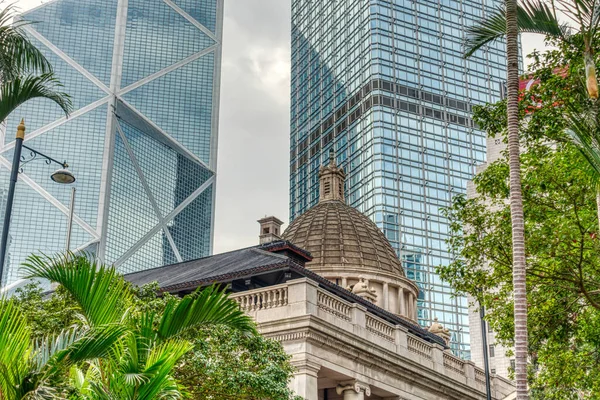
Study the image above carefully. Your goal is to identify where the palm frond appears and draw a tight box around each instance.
[45,325,127,368]
[0,5,53,80]
[0,73,72,124]
[70,363,102,396]
[136,340,192,400]
[0,298,31,365]
[22,253,131,327]
[555,0,600,31]
[464,0,567,58]
[32,327,85,372]
[564,111,600,184]
[157,285,256,340]
[0,299,34,398]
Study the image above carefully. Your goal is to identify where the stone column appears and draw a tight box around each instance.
[408,292,415,320]
[290,360,320,400]
[398,287,405,316]
[382,282,389,309]
[336,381,371,400]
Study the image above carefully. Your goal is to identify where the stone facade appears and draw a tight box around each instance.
[277,156,514,398]
[231,278,514,399]
[127,152,516,399]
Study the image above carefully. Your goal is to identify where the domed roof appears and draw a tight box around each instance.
[282,152,404,277]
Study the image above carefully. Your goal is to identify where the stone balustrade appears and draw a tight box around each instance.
[229,278,512,397]
[232,284,288,312]
[366,314,395,342]
[475,368,487,384]
[407,335,433,360]
[444,352,466,376]
[317,289,352,321]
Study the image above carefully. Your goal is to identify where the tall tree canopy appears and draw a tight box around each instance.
[441,36,600,399]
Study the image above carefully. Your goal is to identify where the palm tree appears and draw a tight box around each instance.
[464,0,532,397]
[0,298,126,399]
[465,3,600,399]
[505,2,529,399]
[21,253,257,399]
[0,3,72,123]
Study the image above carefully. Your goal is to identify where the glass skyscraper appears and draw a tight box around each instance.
[289,0,506,359]
[0,0,222,285]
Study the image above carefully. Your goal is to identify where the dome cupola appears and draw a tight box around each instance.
[282,151,419,320]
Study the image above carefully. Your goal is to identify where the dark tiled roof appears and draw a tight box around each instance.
[125,245,292,291]
[259,240,313,261]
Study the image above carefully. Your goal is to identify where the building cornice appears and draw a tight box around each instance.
[260,316,509,400]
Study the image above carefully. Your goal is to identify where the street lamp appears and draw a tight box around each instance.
[479,296,492,400]
[0,119,75,287]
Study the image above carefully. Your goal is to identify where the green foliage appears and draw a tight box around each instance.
[127,284,300,400]
[441,35,600,398]
[8,257,298,399]
[175,326,299,400]
[14,282,78,339]
[0,3,72,124]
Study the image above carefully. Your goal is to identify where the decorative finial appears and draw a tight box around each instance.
[318,148,346,203]
[428,316,451,346]
[16,119,26,140]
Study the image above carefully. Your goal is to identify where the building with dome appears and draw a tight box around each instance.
[282,152,419,322]
[126,156,514,399]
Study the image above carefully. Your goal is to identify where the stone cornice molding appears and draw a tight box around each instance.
[290,358,321,376]
[263,319,506,400]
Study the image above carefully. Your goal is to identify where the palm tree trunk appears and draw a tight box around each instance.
[596,190,600,233]
[584,36,598,99]
[505,0,529,399]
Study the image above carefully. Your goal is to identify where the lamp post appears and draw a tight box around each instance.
[480,301,492,400]
[0,119,75,287]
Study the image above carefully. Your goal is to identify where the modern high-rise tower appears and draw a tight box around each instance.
[289,0,506,359]
[0,0,223,285]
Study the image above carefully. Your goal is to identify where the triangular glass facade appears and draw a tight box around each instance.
[122,54,215,164]
[121,0,215,87]
[22,0,118,86]
[0,0,222,284]
[173,0,218,34]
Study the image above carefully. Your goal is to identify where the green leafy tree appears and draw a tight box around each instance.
[22,253,257,399]
[174,325,299,400]
[465,4,600,397]
[14,264,300,399]
[0,3,72,123]
[0,294,126,399]
[465,0,600,235]
[441,37,600,398]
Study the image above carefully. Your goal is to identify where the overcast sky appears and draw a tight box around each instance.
[17,0,549,254]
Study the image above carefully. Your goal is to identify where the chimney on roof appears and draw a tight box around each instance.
[257,216,284,244]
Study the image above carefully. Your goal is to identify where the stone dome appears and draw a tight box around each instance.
[282,150,404,278]
[282,200,405,277]
[277,151,417,319]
